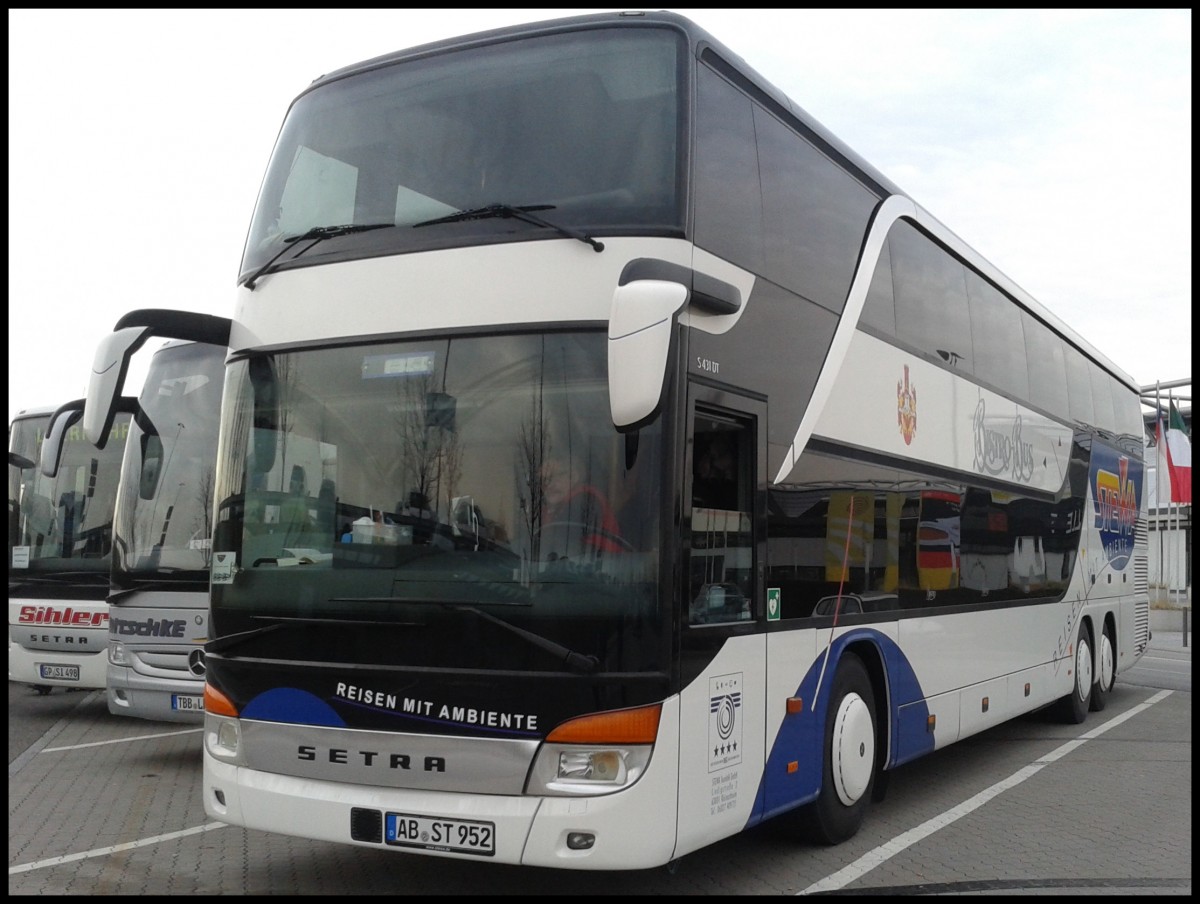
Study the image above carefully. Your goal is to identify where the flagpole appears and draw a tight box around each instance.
[1156,382,1164,601]
[1167,389,1174,603]
[1170,391,1180,605]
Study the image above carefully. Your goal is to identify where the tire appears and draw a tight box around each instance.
[797,652,877,844]
[33,685,53,696]
[1055,621,1093,724]
[1089,621,1116,712]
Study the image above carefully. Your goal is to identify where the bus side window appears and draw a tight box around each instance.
[693,431,738,511]
[689,418,753,625]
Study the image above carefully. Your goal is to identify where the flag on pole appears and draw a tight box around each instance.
[1163,399,1191,503]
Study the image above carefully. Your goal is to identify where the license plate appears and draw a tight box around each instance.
[385,813,495,856]
[172,694,205,712]
[38,664,80,681]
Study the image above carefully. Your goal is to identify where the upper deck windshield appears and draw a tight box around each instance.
[112,343,225,590]
[8,412,130,590]
[210,331,663,676]
[239,26,683,282]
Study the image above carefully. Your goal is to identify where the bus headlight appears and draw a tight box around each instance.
[204,714,244,763]
[526,702,660,795]
[527,743,652,795]
[559,748,625,782]
[109,642,127,666]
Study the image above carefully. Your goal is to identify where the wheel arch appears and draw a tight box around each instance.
[1079,613,1098,673]
[1102,609,1118,662]
[840,637,891,773]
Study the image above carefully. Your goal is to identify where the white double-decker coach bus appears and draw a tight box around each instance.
[85,11,1148,870]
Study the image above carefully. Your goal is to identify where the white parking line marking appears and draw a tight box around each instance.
[42,727,202,752]
[9,823,228,875]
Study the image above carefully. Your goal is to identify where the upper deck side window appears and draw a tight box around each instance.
[860,219,1129,435]
[691,60,879,315]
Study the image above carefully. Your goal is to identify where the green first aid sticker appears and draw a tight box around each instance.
[767,588,780,621]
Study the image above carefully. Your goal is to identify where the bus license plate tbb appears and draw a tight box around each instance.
[385,813,495,856]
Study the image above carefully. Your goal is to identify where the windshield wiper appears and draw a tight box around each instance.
[205,621,286,654]
[244,223,394,290]
[456,604,599,674]
[8,573,109,587]
[107,576,206,602]
[327,596,598,674]
[413,203,604,253]
[207,614,424,655]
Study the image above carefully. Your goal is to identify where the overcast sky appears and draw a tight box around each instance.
[8,8,1192,428]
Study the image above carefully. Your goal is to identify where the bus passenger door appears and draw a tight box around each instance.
[675,385,767,856]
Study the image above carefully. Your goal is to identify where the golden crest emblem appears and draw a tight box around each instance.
[897,364,917,445]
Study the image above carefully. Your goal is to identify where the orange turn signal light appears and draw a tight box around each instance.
[545,703,662,745]
[204,682,239,717]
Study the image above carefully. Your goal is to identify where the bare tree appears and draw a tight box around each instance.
[517,381,549,565]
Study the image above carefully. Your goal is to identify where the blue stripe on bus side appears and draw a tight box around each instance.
[749,629,930,825]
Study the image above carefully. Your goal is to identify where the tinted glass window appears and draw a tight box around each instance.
[765,444,1088,618]
[1111,375,1141,440]
[859,236,896,335]
[8,413,130,571]
[113,343,225,583]
[964,268,1028,399]
[693,63,764,272]
[889,221,973,373]
[241,28,683,278]
[1089,366,1115,433]
[1063,345,1095,425]
[688,412,754,627]
[754,105,877,313]
[1021,312,1069,420]
[210,332,664,677]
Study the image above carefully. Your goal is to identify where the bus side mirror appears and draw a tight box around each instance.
[39,401,84,479]
[84,326,153,448]
[608,280,689,430]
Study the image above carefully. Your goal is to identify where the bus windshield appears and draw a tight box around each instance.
[239,26,683,281]
[9,411,129,582]
[112,342,226,588]
[210,331,663,676]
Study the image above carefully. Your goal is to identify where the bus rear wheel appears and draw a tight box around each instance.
[1090,621,1116,712]
[1055,622,1093,723]
[798,652,877,844]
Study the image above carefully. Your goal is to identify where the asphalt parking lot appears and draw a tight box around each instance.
[8,630,1191,895]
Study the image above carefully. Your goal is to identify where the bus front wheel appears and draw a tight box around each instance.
[798,652,877,845]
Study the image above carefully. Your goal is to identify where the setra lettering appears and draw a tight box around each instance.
[297,745,433,770]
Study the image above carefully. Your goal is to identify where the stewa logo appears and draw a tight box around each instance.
[708,673,743,772]
[897,365,917,445]
[1090,445,1142,571]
